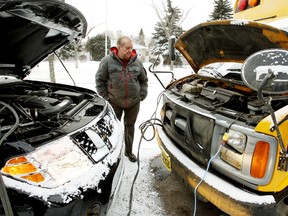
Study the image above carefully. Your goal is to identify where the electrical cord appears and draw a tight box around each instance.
[192,113,243,216]
[0,101,18,216]
[127,92,164,216]
[0,101,19,146]
[192,142,225,216]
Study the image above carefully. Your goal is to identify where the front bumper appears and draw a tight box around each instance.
[156,127,276,216]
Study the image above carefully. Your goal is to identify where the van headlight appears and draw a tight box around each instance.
[226,129,247,153]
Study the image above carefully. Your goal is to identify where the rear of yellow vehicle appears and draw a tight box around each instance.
[234,0,288,22]
[233,0,288,30]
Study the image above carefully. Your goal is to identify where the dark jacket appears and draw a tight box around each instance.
[96,47,148,108]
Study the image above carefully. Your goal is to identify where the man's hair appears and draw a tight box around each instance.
[117,36,132,47]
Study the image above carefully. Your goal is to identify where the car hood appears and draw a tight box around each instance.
[175,20,288,73]
[0,0,87,79]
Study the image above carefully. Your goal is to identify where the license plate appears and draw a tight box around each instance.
[160,146,171,172]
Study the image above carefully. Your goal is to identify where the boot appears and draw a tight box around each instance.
[125,151,137,162]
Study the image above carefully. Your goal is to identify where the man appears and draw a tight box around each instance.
[95,36,148,162]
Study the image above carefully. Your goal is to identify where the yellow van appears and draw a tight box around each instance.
[154,20,288,216]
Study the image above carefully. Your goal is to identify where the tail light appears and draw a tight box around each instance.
[237,0,259,11]
[248,0,259,7]
[237,0,247,11]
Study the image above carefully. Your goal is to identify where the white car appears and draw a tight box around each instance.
[0,0,124,215]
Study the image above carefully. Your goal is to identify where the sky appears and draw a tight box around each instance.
[66,0,236,38]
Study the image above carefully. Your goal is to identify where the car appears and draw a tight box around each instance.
[152,20,288,216]
[0,0,124,215]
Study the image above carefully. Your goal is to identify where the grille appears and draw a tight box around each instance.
[74,131,98,155]
[72,112,114,157]
[163,102,214,166]
[97,115,113,137]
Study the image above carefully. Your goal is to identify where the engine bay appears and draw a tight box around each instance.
[0,79,104,148]
[168,74,288,126]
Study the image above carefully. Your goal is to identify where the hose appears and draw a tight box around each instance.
[127,92,164,216]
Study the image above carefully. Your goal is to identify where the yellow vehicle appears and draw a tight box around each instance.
[151,19,288,216]
[233,0,288,30]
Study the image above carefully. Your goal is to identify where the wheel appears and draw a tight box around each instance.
[70,196,103,216]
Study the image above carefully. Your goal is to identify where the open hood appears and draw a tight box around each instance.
[175,20,288,73]
[0,0,87,79]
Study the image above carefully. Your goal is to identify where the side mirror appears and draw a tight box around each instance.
[241,48,288,94]
[168,36,176,61]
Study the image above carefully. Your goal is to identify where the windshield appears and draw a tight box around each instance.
[198,62,242,80]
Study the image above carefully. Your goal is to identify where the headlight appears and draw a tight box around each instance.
[226,129,247,153]
[2,156,44,183]
[1,136,93,186]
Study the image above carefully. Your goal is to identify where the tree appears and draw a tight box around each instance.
[209,0,233,21]
[48,0,66,82]
[57,42,82,60]
[136,29,146,46]
[151,0,185,66]
[86,34,111,61]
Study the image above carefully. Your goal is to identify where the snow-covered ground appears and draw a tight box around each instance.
[26,60,193,215]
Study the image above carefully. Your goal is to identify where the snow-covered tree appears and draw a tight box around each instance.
[151,0,184,65]
[136,29,146,46]
[57,43,83,60]
[209,0,233,21]
[86,34,111,61]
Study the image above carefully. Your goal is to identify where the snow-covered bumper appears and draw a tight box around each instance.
[156,126,276,216]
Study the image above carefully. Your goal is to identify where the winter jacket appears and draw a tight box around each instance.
[95,47,148,108]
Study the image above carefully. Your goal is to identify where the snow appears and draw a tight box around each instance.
[23,60,275,215]
[3,121,124,204]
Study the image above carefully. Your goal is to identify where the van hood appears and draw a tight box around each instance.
[0,0,87,79]
[175,20,288,72]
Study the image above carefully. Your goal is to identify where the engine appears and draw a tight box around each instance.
[0,80,100,148]
[170,75,288,126]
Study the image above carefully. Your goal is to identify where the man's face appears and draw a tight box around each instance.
[118,39,133,60]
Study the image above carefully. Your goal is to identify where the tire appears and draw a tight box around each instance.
[70,196,103,216]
